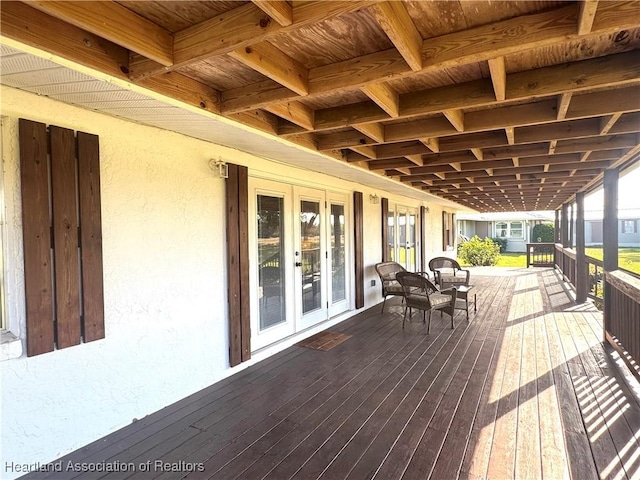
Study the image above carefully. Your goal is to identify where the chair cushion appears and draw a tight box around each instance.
[440,274,467,285]
[430,292,454,308]
[406,292,452,309]
[385,280,403,294]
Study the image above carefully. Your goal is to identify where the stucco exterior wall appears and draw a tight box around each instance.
[0,86,455,476]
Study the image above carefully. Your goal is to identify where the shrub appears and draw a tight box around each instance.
[458,236,501,266]
[532,223,555,242]
[489,236,508,253]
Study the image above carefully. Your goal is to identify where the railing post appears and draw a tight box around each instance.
[576,192,587,303]
[603,169,619,340]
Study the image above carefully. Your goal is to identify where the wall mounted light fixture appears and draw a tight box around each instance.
[369,194,380,204]
[209,157,229,178]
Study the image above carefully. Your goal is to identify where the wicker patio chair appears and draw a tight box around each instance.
[396,272,458,332]
[374,261,407,313]
[428,256,470,290]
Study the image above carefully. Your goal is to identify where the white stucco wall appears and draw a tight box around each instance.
[0,86,455,477]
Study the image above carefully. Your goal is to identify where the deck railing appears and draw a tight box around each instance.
[526,242,555,267]
[555,243,639,379]
[554,244,576,285]
[604,270,640,379]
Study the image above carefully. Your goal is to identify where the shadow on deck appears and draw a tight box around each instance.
[20,268,640,480]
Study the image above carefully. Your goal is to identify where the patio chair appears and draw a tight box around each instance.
[429,257,470,290]
[396,272,458,332]
[375,261,407,313]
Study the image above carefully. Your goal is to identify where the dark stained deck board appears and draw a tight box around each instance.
[168,319,435,479]
[18,268,640,480]
[86,314,408,480]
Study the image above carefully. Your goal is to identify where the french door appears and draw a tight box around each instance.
[249,179,350,350]
[388,206,418,272]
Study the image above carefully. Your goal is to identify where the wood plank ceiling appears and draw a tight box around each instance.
[2,0,640,212]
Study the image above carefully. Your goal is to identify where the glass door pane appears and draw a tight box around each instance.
[398,211,407,267]
[407,212,417,271]
[300,200,322,314]
[257,195,286,330]
[388,211,395,261]
[330,203,346,303]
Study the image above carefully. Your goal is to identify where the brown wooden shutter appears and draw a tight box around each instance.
[226,163,250,367]
[20,119,105,356]
[354,191,364,309]
[381,197,389,262]
[442,211,448,251]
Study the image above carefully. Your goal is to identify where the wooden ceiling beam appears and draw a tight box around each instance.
[312,87,637,150]
[27,0,174,66]
[251,1,293,26]
[265,102,314,130]
[175,1,373,68]
[600,113,622,135]
[137,72,221,114]
[353,123,386,143]
[230,110,281,136]
[488,56,507,101]
[554,133,638,153]
[314,102,388,131]
[370,1,423,71]
[578,1,599,35]
[350,145,377,160]
[608,112,640,135]
[507,51,640,100]
[421,138,440,153]
[557,93,572,120]
[224,2,640,112]
[443,109,465,132]
[385,117,454,143]
[515,118,603,144]
[374,142,431,158]
[361,83,400,118]
[470,148,483,161]
[567,86,640,119]
[229,42,309,96]
[317,130,375,150]
[1,1,130,80]
[367,159,417,171]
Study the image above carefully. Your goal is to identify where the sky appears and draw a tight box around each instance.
[585,162,640,214]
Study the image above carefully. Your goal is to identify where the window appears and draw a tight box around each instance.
[496,221,524,238]
[622,220,636,234]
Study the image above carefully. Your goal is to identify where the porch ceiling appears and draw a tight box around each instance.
[1,1,640,212]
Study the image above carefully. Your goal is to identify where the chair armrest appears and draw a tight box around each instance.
[439,287,456,295]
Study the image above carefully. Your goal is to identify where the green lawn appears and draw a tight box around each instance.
[459,248,640,274]
[585,247,640,275]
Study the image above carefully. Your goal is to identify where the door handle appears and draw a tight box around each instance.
[295,262,302,267]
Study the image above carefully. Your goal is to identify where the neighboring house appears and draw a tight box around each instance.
[584,209,640,247]
[457,211,555,253]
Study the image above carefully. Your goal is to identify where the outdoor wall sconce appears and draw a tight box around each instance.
[369,194,380,204]
[209,157,229,178]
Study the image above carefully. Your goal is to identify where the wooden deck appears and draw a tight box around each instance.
[22,268,640,480]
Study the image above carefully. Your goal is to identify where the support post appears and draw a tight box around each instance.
[576,192,587,303]
[561,203,569,247]
[603,168,619,340]
[569,202,575,248]
[554,209,560,243]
